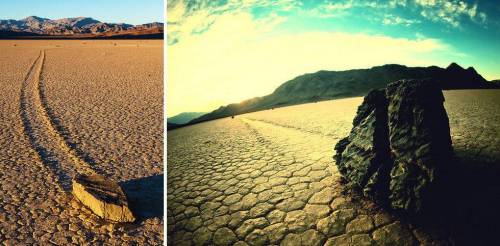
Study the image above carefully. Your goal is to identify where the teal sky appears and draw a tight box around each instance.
[0,0,163,25]
[167,0,499,114]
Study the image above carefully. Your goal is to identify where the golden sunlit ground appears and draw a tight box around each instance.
[0,40,163,244]
[167,89,500,245]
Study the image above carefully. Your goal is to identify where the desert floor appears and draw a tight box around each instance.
[0,40,163,244]
[167,89,500,245]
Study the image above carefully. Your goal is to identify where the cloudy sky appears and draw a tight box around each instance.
[167,0,500,116]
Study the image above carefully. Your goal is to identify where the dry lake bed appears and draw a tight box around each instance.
[0,40,163,244]
[167,89,500,245]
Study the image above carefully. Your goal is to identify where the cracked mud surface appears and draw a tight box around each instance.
[167,90,500,245]
[0,40,163,245]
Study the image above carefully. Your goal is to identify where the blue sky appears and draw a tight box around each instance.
[167,0,500,115]
[0,0,163,24]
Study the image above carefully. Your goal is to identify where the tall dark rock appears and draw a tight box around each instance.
[334,89,392,203]
[334,79,453,213]
[386,79,453,212]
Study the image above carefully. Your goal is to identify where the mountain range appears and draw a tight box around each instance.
[167,112,207,130]
[0,16,163,38]
[168,112,206,125]
[187,63,499,125]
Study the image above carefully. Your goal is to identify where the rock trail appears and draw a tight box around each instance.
[20,50,96,191]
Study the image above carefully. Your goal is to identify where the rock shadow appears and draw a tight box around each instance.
[410,149,500,245]
[120,174,164,221]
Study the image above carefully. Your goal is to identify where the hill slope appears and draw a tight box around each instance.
[190,63,497,124]
[168,112,206,125]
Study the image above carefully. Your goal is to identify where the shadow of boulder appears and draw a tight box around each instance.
[120,174,163,221]
[408,149,500,245]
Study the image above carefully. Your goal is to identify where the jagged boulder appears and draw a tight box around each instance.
[386,79,453,212]
[334,79,453,213]
[72,174,136,222]
[334,89,392,203]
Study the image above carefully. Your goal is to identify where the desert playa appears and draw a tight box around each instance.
[168,89,500,245]
[0,40,163,244]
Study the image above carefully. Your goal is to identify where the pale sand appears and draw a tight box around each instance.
[0,40,163,244]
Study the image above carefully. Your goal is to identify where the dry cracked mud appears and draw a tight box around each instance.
[167,90,500,245]
[0,40,163,245]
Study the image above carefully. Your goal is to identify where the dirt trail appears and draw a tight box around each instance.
[20,50,96,191]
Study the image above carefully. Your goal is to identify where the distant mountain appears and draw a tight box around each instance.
[0,16,163,38]
[168,112,206,125]
[167,122,182,131]
[190,63,498,124]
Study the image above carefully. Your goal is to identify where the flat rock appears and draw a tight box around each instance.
[72,174,135,222]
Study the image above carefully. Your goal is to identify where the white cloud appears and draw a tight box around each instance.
[302,0,389,18]
[167,9,459,115]
[383,14,420,26]
[414,0,487,27]
[415,0,437,6]
[167,0,298,44]
[389,0,408,7]
[324,1,353,11]
[300,0,486,28]
[300,1,354,18]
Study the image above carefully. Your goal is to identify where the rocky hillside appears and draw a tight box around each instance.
[0,16,163,38]
[190,63,497,124]
[168,112,206,125]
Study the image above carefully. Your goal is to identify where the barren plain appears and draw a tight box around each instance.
[0,40,163,244]
[167,89,500,245]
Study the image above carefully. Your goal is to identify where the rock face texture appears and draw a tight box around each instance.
[334,89,392,203]
[334,79,453,213]
[72,174,136,222]
[386,79,453,212]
